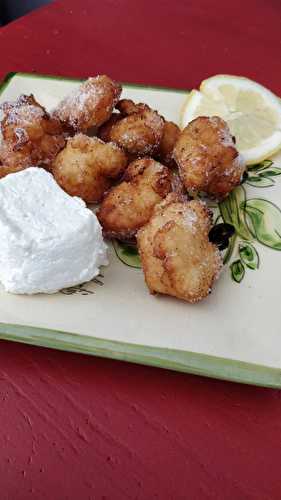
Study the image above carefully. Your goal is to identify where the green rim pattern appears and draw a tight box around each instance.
[0,322,280,388]
[1,71,188,93]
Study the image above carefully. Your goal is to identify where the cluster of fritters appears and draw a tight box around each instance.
[0,75,246,303]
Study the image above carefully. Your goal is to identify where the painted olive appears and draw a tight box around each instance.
[209,223,235,250]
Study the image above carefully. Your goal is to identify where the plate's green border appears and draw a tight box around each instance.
[0,322,281,388]
[0,72,280,389]
[1,71,188,94]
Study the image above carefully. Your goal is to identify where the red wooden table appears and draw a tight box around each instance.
[1,1,281,498]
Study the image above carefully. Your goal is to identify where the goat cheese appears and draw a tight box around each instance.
[0,167,108,294]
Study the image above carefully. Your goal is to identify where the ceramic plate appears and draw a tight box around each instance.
[0,72,280,388]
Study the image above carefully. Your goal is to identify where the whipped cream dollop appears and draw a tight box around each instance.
[0,167,108,294]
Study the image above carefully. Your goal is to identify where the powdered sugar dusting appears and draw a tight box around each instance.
[183,208,198,231]
[53,76,121,131]
[15,127,28,141]
[219,127,235,148]
[66,82,103,112]
[55,82,102,126]
[1,97,45,127]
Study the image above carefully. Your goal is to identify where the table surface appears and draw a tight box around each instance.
[1,1,281,498]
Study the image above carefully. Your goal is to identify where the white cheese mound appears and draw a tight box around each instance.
[0,167,108,294]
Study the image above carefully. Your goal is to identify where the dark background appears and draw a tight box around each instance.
[0,0,52,25]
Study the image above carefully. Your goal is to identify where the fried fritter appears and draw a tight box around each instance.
[116,99,146,116]
[0,94,65,170]
[98,113,122,142]
[173,116,245,199]
[157,120,180,168]
[53,75,121,133]
[137,194,222,303]
[51,134,128,203]
[100,102,179,166]
[99,99,164,156]
[0,164,26,179]
[97,158,172,240]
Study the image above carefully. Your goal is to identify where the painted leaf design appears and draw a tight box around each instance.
[219,186,252,240]
[239,242,259,270]
[261,159,274,168]
[248,160,273,172]
[223,233,236,265]
[260,167,281,177]
[214,214,223,225]
[113,240,142,268]
[246,176,275,188]
[242,199,281,250]
[230,260,245,283]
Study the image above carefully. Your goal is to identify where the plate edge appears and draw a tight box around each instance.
[0,72,280,388]
[0,72,188,94]
[0,323,280,389]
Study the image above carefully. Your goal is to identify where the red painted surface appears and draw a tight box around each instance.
[0,1,281,498]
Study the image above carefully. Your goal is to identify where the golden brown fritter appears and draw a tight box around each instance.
[97,158,172,240]
[157,120,180,168]
[53,75,121,133]
[116,101,180,165]
[137,194,222,303]
[51,134,128,203]
[98,113,122,142]
[173,116,245,199]
[159,121,180,167]
[0,94,65,170]
[0,164,26,179]
[100,102,179,166]
[99,99,164,156]
[116,99,146,116]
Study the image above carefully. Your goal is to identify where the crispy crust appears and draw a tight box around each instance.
[137,196,222,303]
[97,158,172,240]
[116,99,144,116]
[99,99,164,156]
[0,94,65,171]
[0,164,27,179]
[173,116,245,199]
[53,75,122,133]
[157,120,180,168]
[51,133,128,203]
[98,113,122,142]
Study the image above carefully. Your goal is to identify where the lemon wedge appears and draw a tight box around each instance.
[181,75,281,165]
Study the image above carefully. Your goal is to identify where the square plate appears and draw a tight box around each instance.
[0,72,281,388]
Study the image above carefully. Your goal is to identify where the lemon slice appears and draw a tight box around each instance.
[181,75,281,165]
